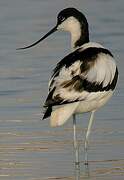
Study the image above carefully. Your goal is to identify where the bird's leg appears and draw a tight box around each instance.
[73,115,80,169]
[84,111,95,165]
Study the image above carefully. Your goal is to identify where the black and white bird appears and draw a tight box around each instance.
[18,8,118,165]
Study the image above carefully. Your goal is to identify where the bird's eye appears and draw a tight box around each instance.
[58,16,65,22]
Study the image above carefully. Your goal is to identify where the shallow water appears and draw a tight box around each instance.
[0,0,124,179]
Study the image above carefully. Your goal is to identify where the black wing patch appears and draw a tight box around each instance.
[52,47,113,78]
[44,87,64,107]
[61,69,118,92]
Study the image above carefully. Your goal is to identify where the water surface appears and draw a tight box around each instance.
[0,0,124,179]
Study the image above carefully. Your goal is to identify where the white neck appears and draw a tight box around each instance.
[57,16,81,50]
[70,22,81,50]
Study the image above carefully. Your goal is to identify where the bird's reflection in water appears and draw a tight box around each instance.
[83,164,90,178]
[74,162,90,180]
[74,163,80,180]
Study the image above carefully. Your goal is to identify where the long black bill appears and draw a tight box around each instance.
[17,26,57,50]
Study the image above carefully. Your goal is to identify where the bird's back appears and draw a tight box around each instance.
[43,42,118,126]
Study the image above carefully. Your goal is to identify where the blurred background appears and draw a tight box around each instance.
[0,0,124,179]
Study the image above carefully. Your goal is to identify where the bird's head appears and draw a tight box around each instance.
[17,8,89,50]
[57,8,88,31]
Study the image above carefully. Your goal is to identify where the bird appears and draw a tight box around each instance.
[17,7,118,166]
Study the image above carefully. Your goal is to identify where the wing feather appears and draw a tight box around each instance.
[44,46,118,107]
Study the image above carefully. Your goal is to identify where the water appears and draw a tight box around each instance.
[0,0,124,179]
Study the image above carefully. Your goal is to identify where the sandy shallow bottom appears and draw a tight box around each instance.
[0,118,124,180]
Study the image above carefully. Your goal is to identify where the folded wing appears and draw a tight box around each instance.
[44,47,118,108]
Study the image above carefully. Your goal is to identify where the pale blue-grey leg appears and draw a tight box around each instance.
[84,111,95,165]
[73,114,80,169]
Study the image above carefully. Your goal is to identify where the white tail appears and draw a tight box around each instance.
[50,102,79,127]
